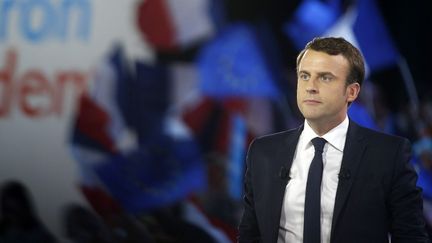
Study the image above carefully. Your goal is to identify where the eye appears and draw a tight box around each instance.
[299,73,310,81]
[320,75,333,82]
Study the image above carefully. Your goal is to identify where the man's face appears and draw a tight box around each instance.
[296,50,359,125]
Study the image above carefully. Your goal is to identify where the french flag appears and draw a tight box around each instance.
[71,45,136,158]
[70,46,136,215]
[136,0,215,51]
[70,45,208,214]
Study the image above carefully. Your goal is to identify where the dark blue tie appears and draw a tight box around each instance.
[304,137,327,243]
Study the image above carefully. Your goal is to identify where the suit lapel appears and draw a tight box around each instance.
[269,126,303,242]
[330,121,367,239]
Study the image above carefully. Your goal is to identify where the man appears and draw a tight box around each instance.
[238,37,429,243]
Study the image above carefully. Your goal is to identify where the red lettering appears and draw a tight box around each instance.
[54,71,87,116]
[0,47,89,118]
[19,70,53,117]
[0,49,16,117]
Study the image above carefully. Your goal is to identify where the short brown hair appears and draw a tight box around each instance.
[296,37,365,86]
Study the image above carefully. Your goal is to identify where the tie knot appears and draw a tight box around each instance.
[311,137,326,153]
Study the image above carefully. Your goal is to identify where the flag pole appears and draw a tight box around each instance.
[397,57,420,117]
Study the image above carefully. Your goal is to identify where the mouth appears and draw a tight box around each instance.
[303,99,322,105]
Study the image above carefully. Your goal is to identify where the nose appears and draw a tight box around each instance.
[305,79,318,94]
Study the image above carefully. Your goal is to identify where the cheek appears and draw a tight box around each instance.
[296,85,303,99]
[296,82,301,92]
[325,88,348,104]
[333,86,348,97]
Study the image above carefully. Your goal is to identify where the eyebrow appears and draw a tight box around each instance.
[317,72,336,77]
[298,70,336,77]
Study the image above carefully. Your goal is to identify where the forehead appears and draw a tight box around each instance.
[298,50,349,75]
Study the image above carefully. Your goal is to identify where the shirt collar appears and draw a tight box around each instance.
[303,116,349,152]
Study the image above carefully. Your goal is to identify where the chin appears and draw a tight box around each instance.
[304,116,322,122]
[300,110,322,120]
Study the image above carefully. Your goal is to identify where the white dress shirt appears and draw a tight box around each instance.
[278,116,349,243]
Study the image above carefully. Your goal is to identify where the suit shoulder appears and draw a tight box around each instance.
[251,127,299,146]
[356,124,410,146]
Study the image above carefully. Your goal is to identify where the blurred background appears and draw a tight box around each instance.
[0,0,431,242]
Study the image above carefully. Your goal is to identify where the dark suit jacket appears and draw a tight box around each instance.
[238,120,429,243]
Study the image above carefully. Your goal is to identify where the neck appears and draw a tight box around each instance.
[306,116,346,136]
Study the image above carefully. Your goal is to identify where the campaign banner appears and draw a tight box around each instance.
[0,0,151,239]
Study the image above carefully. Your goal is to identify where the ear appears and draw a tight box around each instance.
[346,82,360,103]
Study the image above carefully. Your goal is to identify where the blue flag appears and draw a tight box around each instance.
[284,0,342,50]
[352,0,399,71]
[198,23,280,99]
[94,136,206,213]
[285,0,399,72]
